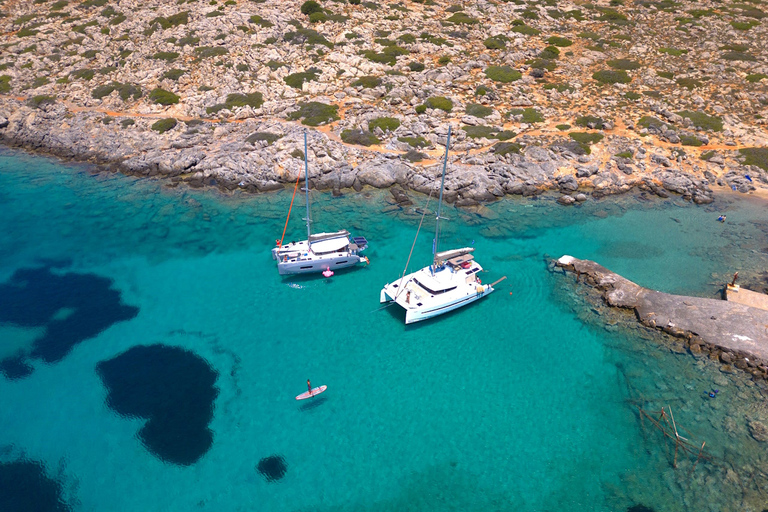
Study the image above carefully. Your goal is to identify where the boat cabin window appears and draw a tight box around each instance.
[413,279,456,295]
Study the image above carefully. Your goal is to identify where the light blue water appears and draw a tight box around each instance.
[1,148,768,511]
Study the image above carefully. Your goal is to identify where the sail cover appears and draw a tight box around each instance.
[435,247,474,261]
[310,234,349,254]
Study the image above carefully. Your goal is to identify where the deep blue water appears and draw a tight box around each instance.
[1,148,768,511]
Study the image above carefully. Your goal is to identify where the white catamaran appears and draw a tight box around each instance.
[271,131,368,276]
[380,127,504,324]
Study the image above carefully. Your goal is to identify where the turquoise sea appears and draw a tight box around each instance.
[2,148,768,511]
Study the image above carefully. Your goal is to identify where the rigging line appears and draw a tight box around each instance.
[277,164,303,247]
[393,187,435,301]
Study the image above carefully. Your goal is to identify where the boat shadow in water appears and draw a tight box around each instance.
[299,395,328,412]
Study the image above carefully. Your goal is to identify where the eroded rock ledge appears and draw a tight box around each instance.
[554,255,768,382]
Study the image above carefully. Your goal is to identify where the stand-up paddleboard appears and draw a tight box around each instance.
[296,385,327,400]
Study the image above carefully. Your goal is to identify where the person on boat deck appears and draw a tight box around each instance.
[406,290,411,304]
[307,379,312,395]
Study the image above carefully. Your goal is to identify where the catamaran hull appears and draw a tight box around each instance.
[277,255,366,275]
[380,286,495,324]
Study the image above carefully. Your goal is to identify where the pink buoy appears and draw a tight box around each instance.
[323,269,334,277]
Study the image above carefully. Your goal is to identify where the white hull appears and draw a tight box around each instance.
[380,255,494,324]
[272,232,368,276]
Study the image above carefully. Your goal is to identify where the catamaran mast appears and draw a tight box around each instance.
[432,126,451,273]
[303,129,312,242]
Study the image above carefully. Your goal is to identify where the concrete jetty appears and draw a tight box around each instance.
[555,255,768,381]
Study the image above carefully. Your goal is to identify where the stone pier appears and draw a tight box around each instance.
[555,255,768,381]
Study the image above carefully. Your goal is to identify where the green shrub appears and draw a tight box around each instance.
[368,116,400,132]
[509,108,543,123]
[194,46,228,59]
[81,50,98,59]
[539,46,560,60]
[287,101,339,126]
[592,69,631,84]
[224,92,263,109]
[475,85,491,96]
[399,136,428,148]
[284,68,320,89]
[731,20,758,30]
[415,104,427,114]
[109,14,125,25]
[177,35,200,47]
[483,35,507,50]
[437,56,451,65]
[153,51,179,61]
[568,132,603,154]
[300,0,323,15]
[676,78,701,90]
[528,59,556,71]
[511,24,540,35]
[680,135,703,146]
[658,47,687,56]
[116,83,142,100]
[249,14,273,27]
[408,61,424,72]
[149,11,189,29]
[607,58,640,70]
[91,83,115,99]
[657,71,674,79]
[352,75,381,88]
[721,51,756,62]
[637,116,669,131]
[574,115,607,129]
[246,132,281,145]
[598,9,628,22]
[151,118,177,133]
[492,142,521,156]
[284,28,333,48]
[485,65,522,83]
[556,124,570,131]
[625,91,641,100]
[0,75,10,93]
[677,110,723,132]
[746,73,767,83]
[740,148,768,170]
[465,103,493,118]
[27,95,56,108]
[149,88,180,105]
[120,118,135,128]
[236,64,248,72]
[425,96,452,112]
[341,129,380,146]
[398,33,416,44]
[308,11,327,23]
[403,149,427,162]
[546,36,573,47]
[445,12,478,24]
[70,68,95,81]
[17,27,40,37]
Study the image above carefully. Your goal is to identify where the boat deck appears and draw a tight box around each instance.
[725,284,768,312]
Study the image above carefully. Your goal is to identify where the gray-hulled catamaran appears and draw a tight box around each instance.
[379,126,505,324]
[272,131,368,275]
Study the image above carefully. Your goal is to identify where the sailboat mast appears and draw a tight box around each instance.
[303,129,311,242]
[432,126,451,271]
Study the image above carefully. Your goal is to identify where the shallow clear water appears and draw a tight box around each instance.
[1,148,768,511]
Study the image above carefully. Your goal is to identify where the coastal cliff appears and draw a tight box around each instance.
[0,0,766,202]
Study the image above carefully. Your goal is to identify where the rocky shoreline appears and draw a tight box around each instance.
[0,98,737,206]
[1,0,766,205]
